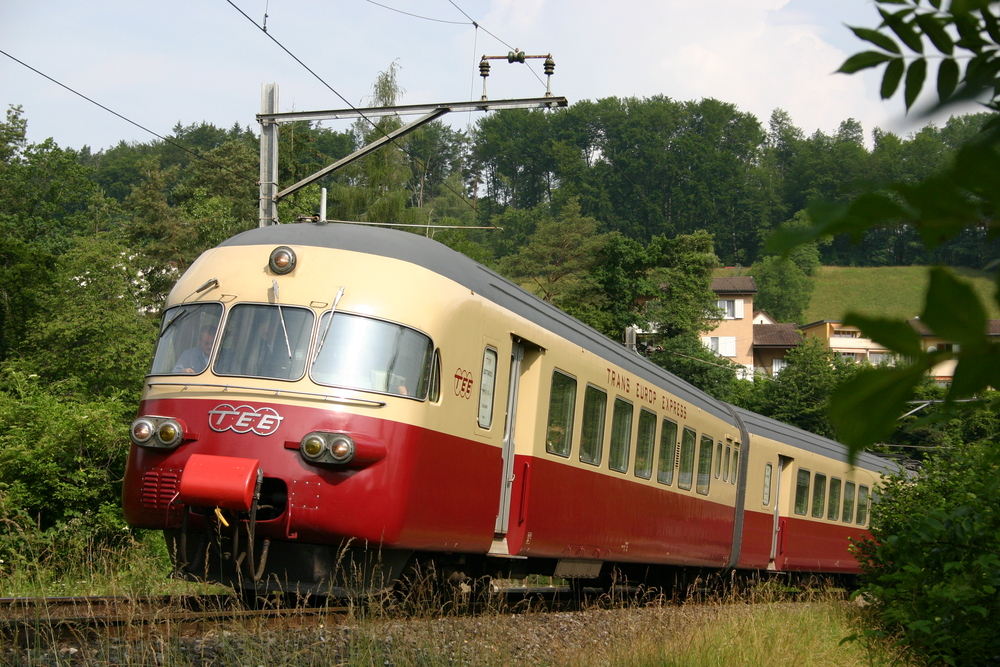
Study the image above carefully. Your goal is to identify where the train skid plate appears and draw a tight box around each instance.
[179,453,261,511]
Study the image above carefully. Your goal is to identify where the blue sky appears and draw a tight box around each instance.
[0,1,948,151]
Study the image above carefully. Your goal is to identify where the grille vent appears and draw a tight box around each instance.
[140,468,182,510]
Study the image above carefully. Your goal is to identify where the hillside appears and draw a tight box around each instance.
[718,266,1000,324]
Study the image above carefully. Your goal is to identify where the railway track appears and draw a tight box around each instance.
[0,593,350,646]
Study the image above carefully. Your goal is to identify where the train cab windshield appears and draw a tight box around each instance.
[311,312,434,398]
[214,304,314,380]
[150,303,223,375]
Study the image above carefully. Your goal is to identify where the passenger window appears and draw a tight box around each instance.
[657,419,678,485]
[794,469,810,515]
[723,443,732,481]
[856,485,870,525]
[477,348,498,428]
[843,481,857,523]
[714,442,723,478]
[579,385,607,465]
[762,463,773,506]
[678,428,697,490]
[731,445,739,484]
[696,435,714,495]
[545,370,576,457]
[827,478,842,520]
[634,409,656,479]
[609,398,633,473]
[812,473,827,518]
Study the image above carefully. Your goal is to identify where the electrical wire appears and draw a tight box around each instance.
[0,47,248,179]
[365,0,470,25]
[226,0,485,220]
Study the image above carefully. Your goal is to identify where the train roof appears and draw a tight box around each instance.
[220,222,897,475]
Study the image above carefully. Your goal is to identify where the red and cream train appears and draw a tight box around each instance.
[122,222,896,593]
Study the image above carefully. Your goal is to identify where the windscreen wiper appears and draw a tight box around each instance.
[315,287,346,356]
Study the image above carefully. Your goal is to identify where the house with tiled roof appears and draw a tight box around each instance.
[702,276,757,377]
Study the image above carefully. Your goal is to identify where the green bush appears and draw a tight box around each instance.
[855,428,1000,666]
[0,368,133,567]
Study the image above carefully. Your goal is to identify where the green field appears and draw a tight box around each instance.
[719,266,999,324]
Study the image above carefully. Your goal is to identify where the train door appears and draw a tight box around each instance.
[493,336,542,536]
[768,454,794,568]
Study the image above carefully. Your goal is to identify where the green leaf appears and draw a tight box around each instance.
[829,364,927,453]
[881,58,905,98]
[948,343,1000,398]
[838,51,896,74]
[849,26,901,53]
[904,57,927,109]
[920,267,987,347]
[936,58,960,100]
[914,13,954,54]
[882,10,925,53]
[982,6,1000,44]
[842,313,925,358]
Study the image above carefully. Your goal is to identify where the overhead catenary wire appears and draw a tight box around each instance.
[365,0,469,25]
[226,0,489,220]
[0,47,248,180]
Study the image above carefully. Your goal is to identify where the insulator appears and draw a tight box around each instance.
[507,50,525,64]
[479,59,491,78]
[544,56,555,76]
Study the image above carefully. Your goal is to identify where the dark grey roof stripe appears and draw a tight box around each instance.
[732,406,895,474]
[221,223,897,475]
[222,223,730,420]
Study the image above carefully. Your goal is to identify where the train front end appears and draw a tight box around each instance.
[122,225,499,594]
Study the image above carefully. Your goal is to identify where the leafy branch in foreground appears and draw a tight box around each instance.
[770,0,1000,453]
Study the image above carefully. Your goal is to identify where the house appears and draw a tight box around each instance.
[753,318,802,376]
[908,317,1000,382]
[702,276,756,377]
[799,320,893,365]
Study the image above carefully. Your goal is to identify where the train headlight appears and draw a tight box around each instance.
[268,246,296,274]
[298,432,355,465]
[329,435,355,463]
[301,433,326,460]
[130,418,155,445]
[130,416,187,449]
[156,420,183,447]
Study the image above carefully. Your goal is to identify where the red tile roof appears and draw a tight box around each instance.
[754,323,802,347]
[711,276,756,294]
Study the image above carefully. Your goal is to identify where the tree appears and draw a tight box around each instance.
[497,201,614,327]
[772,0,1000,452]
[750,255,812,323]
[746,339,854,438]
[19,235,157,398]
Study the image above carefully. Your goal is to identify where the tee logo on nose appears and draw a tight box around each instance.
[208,404,283,436]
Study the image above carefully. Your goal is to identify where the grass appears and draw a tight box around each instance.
[717,265,999,323]
[804,265,999,323]
[1,547,919,666]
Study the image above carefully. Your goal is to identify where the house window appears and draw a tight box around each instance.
[772,357,787,374]
[717,299,744,320]
[832,329,860,338]
[868,351,891,365]
[703,336,737,357]
[838,351,862,363]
